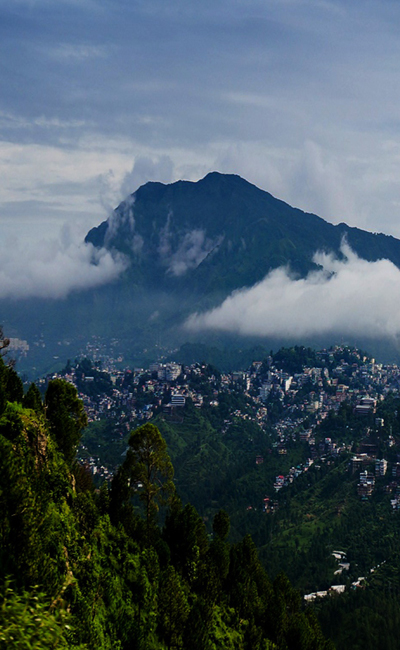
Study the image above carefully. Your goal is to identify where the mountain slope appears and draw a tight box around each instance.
[86,172,400,300]
[4,171,400,374]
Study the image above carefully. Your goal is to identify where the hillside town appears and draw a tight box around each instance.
[38,344,400,501]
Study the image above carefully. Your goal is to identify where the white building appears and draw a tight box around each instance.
[375,458,388,476]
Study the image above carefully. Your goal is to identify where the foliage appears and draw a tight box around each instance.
[315,583,400,650]
[23,382,44,413]
[125,422,175,537]
[272,346,319,375]
[0,580,86,649]
[0,364,333,650]
[45,379,88,465]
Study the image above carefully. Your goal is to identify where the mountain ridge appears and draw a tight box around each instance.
[86,171,400,287]
[4,171,400,375]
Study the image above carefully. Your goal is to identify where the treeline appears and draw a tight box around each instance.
[168,343,270,372]
[0,354,334,649]
[270,345,369,376]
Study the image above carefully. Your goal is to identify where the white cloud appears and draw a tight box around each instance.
[119,155,174,198]
[215,140,361,228]
[0,225,128,299]
[155,212,224,277]
[0,111,88,130]
[186,242,400,340]
[287,140,360,224]
[0,139,131,211]
[48,43,108,61]
[158,212,173,259]
[167,230,224,277]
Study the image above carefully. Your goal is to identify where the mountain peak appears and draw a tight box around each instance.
[132,171,262,201]
[85,171,400,294]
[7,171,400,374]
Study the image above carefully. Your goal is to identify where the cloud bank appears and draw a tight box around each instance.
[0,226,128,300]
[186,243,400,340]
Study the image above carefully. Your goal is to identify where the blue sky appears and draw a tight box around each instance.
[3,0,400,297]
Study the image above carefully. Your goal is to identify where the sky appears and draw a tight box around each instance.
[4,0,400,242]
[4,0,400,339]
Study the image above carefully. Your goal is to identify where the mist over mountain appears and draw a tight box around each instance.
[3,171,400,373]
[86,171,400,294]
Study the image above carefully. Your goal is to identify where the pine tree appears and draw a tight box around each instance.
[124,423,174,540]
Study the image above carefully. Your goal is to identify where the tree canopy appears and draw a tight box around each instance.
[45,378,87,465]
[125,422,175,537]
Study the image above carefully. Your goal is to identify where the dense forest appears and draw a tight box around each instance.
[0,350,334,649]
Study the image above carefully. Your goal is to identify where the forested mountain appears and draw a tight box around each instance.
[5,172,400,377]
[86,172,400,286]
[0,352,333,649]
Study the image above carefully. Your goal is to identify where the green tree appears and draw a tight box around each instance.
[3,365,23,404]
[182,597,213,650]
[0,329,21,406]
[23,382,44,413]
[125,423,174,539]
[0,359,6,416]
[157,565,189,650]
[213,509,230,541]
[0,580,86,650]
[163,502,209,585]
[45,379,87,465]
[0,326,9,357]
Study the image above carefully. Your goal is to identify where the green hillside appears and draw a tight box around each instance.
[0,352,334,650]
[70,344,400,650]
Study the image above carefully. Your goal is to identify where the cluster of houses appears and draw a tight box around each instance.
[254,352,400,497]
[348,456,391,499]
[304,552,387,602]
[273,459,314,492]
[40,344,400,490]
[79,453,113,482]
